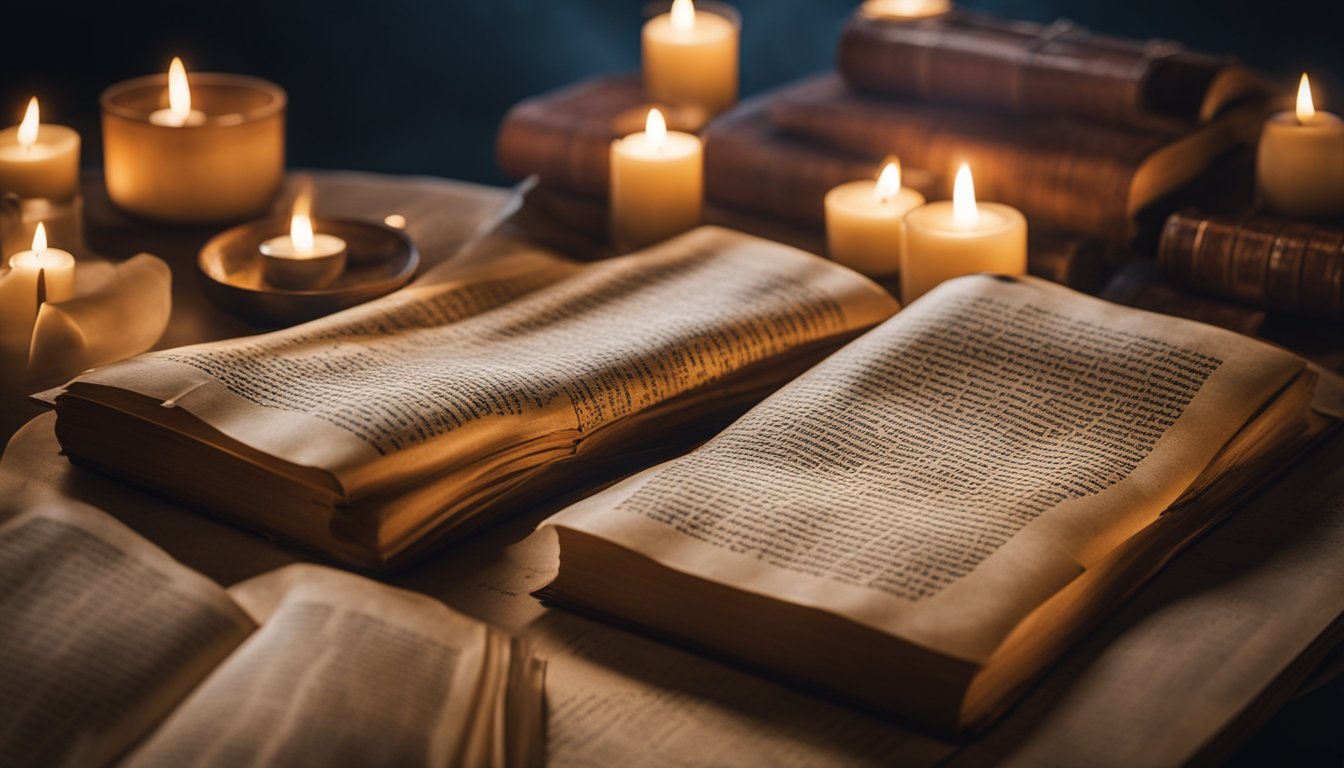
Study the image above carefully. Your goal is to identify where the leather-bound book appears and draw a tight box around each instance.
[838,9,1264,131]
[1158,211,1344,321]
[762,75,1261,240]
[702,92,938,228]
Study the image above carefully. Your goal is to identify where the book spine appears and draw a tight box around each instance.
[837,10,1232,130]
[1158,212,1344,320]
[496,103,612,200]
[704,114,882,227]
[767,94,1138,240]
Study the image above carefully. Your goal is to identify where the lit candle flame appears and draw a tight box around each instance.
[32,222,47,253]
[290,193,315,255]
[952,163,978,230]
[1296,73,1316,124]
[875,161,901,203]
[646,108,667,152]
[17,97,39,149]
[168,57,192,124]
[671,0,696,31]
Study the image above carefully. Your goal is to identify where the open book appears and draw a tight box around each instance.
[0,500,545,768]
[538,273,1334,736]
[43,227,897,568]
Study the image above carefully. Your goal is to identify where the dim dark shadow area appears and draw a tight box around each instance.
[2,0,1342,186]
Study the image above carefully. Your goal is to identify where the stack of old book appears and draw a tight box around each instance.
[497,7,1269,291]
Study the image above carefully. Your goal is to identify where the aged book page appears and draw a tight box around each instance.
[123,565,492,768]
[434,533,957,768]
[949,431,1344,767]
[548,273,1307,662]
[59,227,897,504]
[0,502,256,768]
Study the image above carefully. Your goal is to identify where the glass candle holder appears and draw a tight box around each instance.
[101,73,286,225]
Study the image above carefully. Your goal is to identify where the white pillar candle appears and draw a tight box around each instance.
[901,164,1027,305]
[1257,73,1344,220]
[825,161,926,278]
[610,108,703,251]
[259,193,348,290]
[2,222,76,347]
[643,0,739,118]
[0,97,80,201]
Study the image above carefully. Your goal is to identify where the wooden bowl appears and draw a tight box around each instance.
[198,216,418,326]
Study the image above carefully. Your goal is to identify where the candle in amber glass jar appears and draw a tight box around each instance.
[101,59,285,224]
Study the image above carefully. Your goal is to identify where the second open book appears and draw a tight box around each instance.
[536,252,1334,734]
[43,226,1334,734]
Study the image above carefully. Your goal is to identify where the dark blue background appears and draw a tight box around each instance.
[3,0,1343,186]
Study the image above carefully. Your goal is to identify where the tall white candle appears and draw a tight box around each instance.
[825,161,926,278]
[1256,73,1344,220]
[901,164,1027,305]
[610,108,703,251]
[643,0,739,117]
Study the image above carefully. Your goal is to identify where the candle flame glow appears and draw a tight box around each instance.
[17,97,39,148]
[952,163,978,230]
[1297,73,1316,124]
[671,0,696,31]
[875,161,901,202]
[290,193,315,255]
[168,57,192,123]
[646,108,667,152]
[32,222,47,254]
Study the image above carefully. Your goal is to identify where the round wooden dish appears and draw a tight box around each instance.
[198,216,418,326]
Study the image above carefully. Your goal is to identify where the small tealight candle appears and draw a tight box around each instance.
[2,222,76,342]
[901,163,1027,304]
[0,97,80,201]
[610,108,703,251]
[861,0,952,19]
[147,58,207,127]
[1257,73,1344,220]
[825,161,926,278]
[643,0,739,117]
[260,194,348,290]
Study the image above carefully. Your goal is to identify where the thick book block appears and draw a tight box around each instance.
[759,75,1259,240]
[838,9,1264,131]
[496,74,707,200]
[1158,211,1344,321]
[540,272,1328,735]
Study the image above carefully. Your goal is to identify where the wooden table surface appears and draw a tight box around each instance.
[3,171,1340,766]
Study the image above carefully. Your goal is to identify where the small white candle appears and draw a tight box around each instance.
[643,0,739,117]
[824,161,926,278]
[0,97,80,201]
[610,108,703,251]
[147,58,208,127]
[1256,73,1344,220]
[2,222,76,347]
[901,164,1027,305]
[259,194,348,290]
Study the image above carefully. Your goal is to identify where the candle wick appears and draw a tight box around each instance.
[35,268,46,317]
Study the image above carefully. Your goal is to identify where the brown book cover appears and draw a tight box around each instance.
[838,9,1264,131]
[763,75,1258,240]
[702,91,917,228]
[1158,211,1344,321]
[496,74,707,200]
